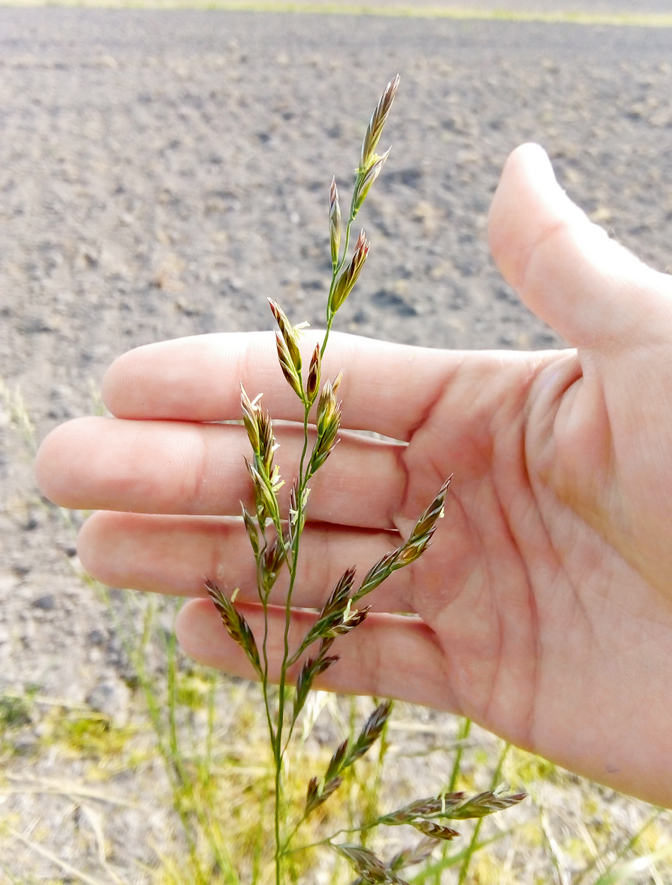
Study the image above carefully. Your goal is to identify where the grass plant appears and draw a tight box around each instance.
[202,75,524,885]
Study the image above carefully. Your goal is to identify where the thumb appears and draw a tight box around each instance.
[488,143,672,350]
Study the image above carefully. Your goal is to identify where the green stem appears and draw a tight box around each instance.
[253,526,281,885]
[274,405,312,883]
[575,806,664,885]
[448,718,472,794]
[457,742,511,885]
[281,812,311,857]
[254,520,278,759]
[285,816,383,858]
[272,167,369,881]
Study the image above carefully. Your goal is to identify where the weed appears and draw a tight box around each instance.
[0,694,33,730]
[203,77,523,885]
[52,713,137,760]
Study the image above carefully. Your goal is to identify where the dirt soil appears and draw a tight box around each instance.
[2,7,672,882]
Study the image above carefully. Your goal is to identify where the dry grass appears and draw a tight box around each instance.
[2,0,672,29]
[3,654,672,884]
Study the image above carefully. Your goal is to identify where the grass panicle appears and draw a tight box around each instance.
[200,76,523,883]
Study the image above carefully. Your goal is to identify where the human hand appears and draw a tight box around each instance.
[35,144,672,807]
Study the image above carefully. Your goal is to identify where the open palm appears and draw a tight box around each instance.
[36,145,672,807]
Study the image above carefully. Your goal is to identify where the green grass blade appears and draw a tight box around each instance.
[448,717,472,794]
[593,841,672,884]
[457,742,511,884]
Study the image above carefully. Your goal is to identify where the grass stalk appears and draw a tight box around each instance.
[448,717,472,794]
[457,742,511,885]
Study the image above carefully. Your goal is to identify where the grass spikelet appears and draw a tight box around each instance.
[205,578,262,679]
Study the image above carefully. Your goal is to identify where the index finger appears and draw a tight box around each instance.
[102,331,459,442]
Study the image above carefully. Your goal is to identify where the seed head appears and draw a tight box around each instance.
[288,480,310,544]
[448,790,527,820]
[388,838,438,873]
[347,700,393,765]
[275,331,304,400]
[241,502,259,557]
[240,386,277,479]
[254,407,276,477]
[324,738,349,783]
[309,378,342,475]
[205,578,262,678]
[410,476,451,540]
[306,773,343,816]
[329,230,369,315]
[353,550,398,602]
[352,147,391,217]
[262,532,287,592]
[353,477,451,601]
[331,604,370,635]
[329,176,341,267]
[316,377,341,438]
[268,298,302,371]
[396,534,433,567]
[240,384,261,454]
[245,457,282,524]
[333,844,408,885]
[306,344,320,405]
[410,820,459,841]
[293,652,340,724]
[291,566,357,659]
[360,74,400,171]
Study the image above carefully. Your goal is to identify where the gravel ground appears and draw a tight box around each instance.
[2,7,672,882]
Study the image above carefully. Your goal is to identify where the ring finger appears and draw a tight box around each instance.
[78,510,416,614]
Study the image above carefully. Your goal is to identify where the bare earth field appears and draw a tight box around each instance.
[2,7,672,884]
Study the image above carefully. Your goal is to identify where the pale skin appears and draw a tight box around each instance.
[36,144,672,808]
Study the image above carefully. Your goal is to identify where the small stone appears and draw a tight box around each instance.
[32,594,55,610]
[13,732,38,756]
[88,629,106,646]
[86,679,131,725]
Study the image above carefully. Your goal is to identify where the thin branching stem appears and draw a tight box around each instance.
[272,404,312,882]
[253,519,278,755]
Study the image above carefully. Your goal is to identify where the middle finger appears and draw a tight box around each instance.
[78,510,415,613]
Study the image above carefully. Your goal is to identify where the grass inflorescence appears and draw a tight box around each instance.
[203,75,524,885]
